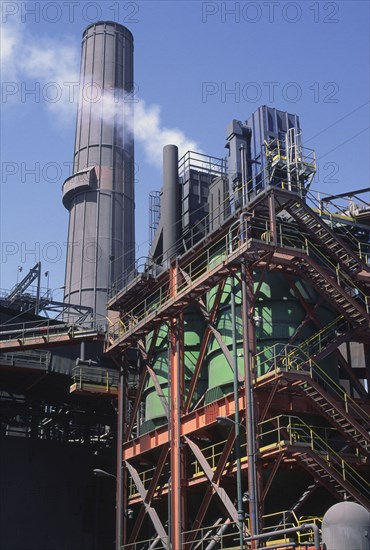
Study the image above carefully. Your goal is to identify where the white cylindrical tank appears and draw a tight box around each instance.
[322,501,370,550]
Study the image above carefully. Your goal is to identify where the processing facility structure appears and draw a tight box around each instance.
[1,20,370,550]
[106,104,370,548]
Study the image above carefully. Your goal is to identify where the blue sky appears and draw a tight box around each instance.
[1,0,369,298]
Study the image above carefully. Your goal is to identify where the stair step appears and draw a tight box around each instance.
[339,424,352,430]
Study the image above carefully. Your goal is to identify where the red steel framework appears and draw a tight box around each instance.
[106,185,370,549]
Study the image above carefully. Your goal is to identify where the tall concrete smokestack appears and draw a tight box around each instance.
[62,21,135,320]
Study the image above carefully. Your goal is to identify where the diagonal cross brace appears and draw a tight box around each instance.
[185,281,227,412]
[208,322,244,383]
[179,267,243,382]
[125,460,169,548]
[185,430,241,547]
[146,364,169,418]
[193,296,243,384]
[184,435,240,525]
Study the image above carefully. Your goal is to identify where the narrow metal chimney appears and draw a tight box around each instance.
[62,21,135,320]
[162,144,181,264]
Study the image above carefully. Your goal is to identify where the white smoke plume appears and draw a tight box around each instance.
[134,100,202,165]
[99,92,202,167]
[1,13,202,165]
[1,11,80,121]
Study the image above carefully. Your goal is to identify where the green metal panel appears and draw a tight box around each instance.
[255,272,338,382]
[205,270,339,404]
[141,325,169,434]
[206,278,244,404]
[141,308,206,434]
[141,261,339,420]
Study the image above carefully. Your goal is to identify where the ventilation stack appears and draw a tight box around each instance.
[62,21,135,320]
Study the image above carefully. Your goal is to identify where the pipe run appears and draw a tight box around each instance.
[244,523,320,550]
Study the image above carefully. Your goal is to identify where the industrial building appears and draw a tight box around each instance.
[1,21,369,550]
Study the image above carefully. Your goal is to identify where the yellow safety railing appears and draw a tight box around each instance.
[121,512,321,550]
[265,138,316,169]
[255,342,370,427]
[71,366,118,392]
[289,314,346,355]
[259,415,370,499]
[296,515,322,544]
[262,509,322,545]
[108,171,369,346]
[270,218,370,314]
[128,416,365,502]
[181,520,247,549]
[108,221,252,342]
[128,464,167,498]
[128,436,248,499]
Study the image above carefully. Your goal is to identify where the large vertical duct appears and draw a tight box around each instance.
[162,144,181,264]
[62,21,135,320]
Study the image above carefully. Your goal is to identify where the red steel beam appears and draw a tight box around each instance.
[169,262,183,550]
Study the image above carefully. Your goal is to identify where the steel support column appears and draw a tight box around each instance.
[116,363,124,550]
[169,262,183,549]
[241,260,259,546]
[231,275,245,549]
[268,192,277,244]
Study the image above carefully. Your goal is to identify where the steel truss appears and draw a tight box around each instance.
[107,186,370,549]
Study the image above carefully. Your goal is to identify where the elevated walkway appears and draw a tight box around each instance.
[0,319,105,352]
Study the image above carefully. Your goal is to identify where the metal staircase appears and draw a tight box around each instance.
[286,198,368,276]
[258,339,370,457]
[6,262,41,304]
[300,381,370,454]
[283,315,351,362]
[287,373,370,456]
[286,481,320,518]
[290,256,369,326]
[260,416,370,511]
[264,481,320,541]
[296,450,369,510]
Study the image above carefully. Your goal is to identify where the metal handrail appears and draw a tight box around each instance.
[120,517,322,550]
[304,188,370,262]
[259,415,370,497]
[109,256,152,299]
[108,206,369,344]
[0,318,106,345]
[256,215,370,312]
[0,349,51,367]
[254,314,346,372]
[108,226,251,342]
[128,417,350,501]
[71,366,119,390]
[256,343,370,426]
